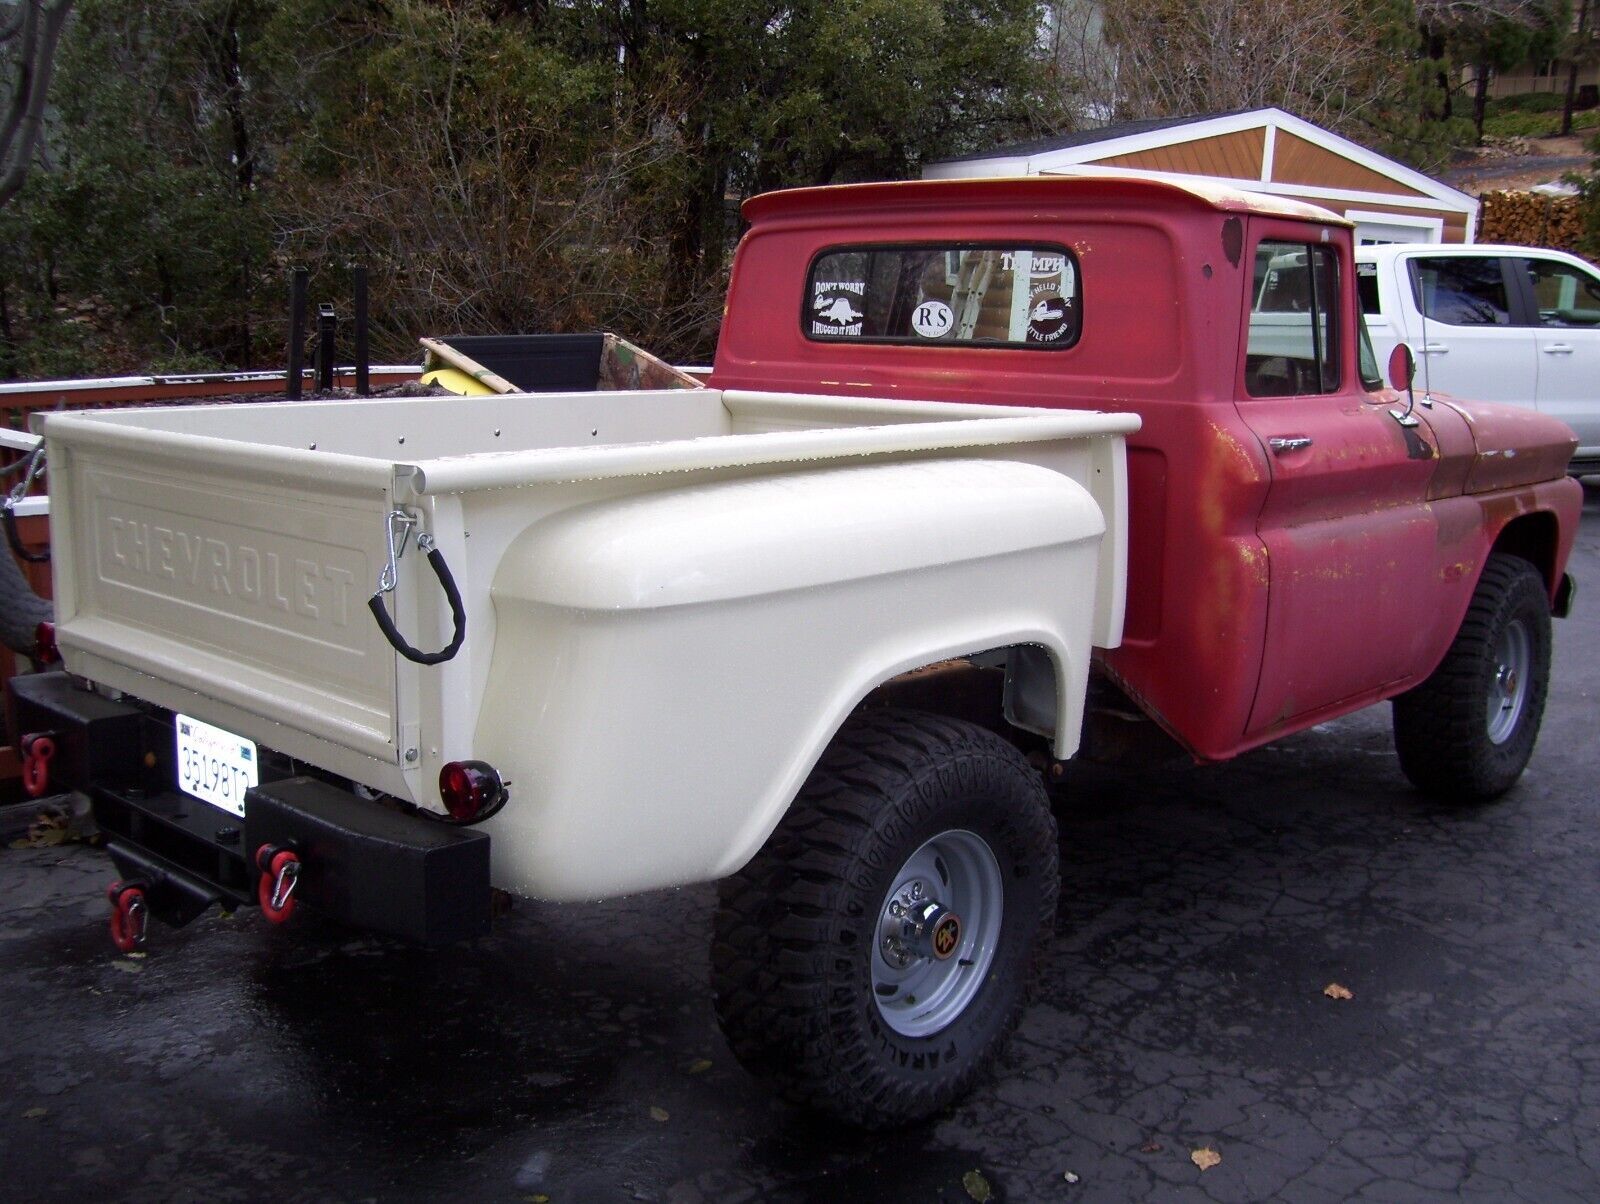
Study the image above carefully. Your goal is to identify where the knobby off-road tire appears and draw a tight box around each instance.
[711,708,1058,1129]
[1393,553,1552,802]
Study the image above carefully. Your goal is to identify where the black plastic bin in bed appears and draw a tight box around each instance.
[439,333,606,392]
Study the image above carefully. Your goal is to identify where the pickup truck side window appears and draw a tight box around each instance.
[1524,259,1600,327]
[1408,257,1512,326]
[1357,261,1381,315]
[804,245,1081,348]
[1246,241,1340,396]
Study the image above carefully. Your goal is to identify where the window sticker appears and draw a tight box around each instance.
[1027,289,1071,343]
[812,281,866,336]
[911,300,954,339]
[803,244,1081,349]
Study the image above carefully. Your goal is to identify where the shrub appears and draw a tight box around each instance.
[1489,92,1567,114]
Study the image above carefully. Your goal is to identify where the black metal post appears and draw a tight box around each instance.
[315,303,337,392]
[286,269,308,400]
[354,268,370,397]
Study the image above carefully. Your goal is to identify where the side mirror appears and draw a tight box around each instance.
[1386,343,1421,428]
[1387,343,1415,392]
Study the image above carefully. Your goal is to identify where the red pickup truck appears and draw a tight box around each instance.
[705,174,1579,1118]
[714,174,1578,777]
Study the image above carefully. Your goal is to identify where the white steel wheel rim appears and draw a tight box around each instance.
[871,828,1004,1039]
[1488,619,1531,746]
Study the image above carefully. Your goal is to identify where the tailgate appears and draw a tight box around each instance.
[46,417,406,765]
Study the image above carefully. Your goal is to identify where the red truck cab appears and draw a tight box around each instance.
[713,175,1580,792]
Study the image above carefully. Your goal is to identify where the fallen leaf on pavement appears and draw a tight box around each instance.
[1323,983,1354,1000]
[687,1059,713,1075]
[1191,1147,1221,1171]
[649,1106,670,1122]
[23,1107,46,1120]
[962,1170,992,1201]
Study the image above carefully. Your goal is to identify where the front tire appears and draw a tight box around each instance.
[711,709,1058,1129]
[1393,553,1552,802]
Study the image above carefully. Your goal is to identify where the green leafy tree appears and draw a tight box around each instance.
[1,0,278,375]
[2,0,1068,373]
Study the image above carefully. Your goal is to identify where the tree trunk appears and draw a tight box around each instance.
[1425,31,1453,121]
[220,9,255,369]
[1473,59,1492,141]
[1562,0,1591,136]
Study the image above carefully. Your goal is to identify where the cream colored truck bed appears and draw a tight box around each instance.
[39,388,1136,899]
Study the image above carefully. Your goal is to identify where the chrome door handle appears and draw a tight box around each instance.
[1269,436,1314,454]
[1420,343,1449,353]
[1543,344,1574,354]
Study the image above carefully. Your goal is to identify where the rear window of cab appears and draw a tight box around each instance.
[804,245,1082,349]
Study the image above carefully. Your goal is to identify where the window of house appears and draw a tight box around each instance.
[804,245,1081,348]
[1246,241,1341,396]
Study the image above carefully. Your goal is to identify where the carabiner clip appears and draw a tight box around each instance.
[377,509,418,595]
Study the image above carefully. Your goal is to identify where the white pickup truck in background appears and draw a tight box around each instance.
[1356,243,1600,474]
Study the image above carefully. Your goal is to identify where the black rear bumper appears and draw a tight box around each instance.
[10,672,490,946]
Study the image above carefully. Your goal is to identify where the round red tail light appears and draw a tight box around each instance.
[439,760,508,824]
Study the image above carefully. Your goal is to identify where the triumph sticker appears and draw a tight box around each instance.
[812,281,865,336]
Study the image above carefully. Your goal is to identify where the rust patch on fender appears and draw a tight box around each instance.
[1399,423,1435,461]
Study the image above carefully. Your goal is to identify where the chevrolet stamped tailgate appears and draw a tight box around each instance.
[42,415,406,768]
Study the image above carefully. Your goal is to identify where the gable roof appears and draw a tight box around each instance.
[935,111,1256,164]
[926,108,1475,219]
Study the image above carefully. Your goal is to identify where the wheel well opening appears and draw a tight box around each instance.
[858,646,1056,748]
[1489,512,1559,592]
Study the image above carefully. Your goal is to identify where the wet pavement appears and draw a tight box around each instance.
[4,482,1600,1203]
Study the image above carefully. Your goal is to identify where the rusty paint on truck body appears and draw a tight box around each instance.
[713,175,1580,764]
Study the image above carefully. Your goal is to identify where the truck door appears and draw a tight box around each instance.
[1402,253,1536,407]
[1235,232,1446,738]
[1519,254,1600,456]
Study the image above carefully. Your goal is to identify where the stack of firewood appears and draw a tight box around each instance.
[1478,190,1586,253]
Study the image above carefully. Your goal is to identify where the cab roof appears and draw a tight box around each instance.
[742,173,1351,227]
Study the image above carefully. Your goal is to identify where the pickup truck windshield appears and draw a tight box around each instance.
[805,245,1081,349]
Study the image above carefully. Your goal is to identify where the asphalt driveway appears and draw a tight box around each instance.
[3,482,1599,1203]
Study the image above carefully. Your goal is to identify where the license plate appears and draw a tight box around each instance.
[175,713,259,817]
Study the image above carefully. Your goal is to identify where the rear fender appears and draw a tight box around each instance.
[473,458,1108,900]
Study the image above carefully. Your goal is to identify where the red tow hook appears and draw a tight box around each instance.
[20,731,56,798]
[107,880,149,953]
[255,844,301,924]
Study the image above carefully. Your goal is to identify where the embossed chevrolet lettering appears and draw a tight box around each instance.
[104,516,358,626]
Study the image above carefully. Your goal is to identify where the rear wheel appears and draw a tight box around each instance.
[1393,554,1552,802]
[711,709,1058,1128]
